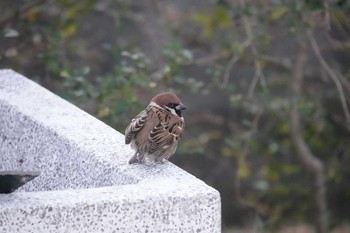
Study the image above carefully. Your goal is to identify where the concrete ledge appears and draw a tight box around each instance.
[0,69,221,232]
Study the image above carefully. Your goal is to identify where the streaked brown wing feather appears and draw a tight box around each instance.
[148,110,184,154]
[125,109,148,144]
[148,122,175,154]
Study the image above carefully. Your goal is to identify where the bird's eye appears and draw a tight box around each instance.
[166,103,176,108]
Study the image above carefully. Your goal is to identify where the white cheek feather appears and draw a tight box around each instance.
[166,107,178,116]
[150,101,183,117]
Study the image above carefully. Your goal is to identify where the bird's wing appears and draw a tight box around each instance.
[125,109,148,144]
[148,114,184,154]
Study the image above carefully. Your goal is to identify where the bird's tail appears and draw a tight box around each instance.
[128,150,142,164]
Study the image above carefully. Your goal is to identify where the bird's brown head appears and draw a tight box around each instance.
[150,92,186,117]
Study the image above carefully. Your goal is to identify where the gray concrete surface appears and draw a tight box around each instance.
[0,69,221,232]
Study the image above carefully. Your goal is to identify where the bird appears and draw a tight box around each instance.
[125,92,186,164]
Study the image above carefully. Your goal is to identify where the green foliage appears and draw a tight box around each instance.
[193,5,232,38]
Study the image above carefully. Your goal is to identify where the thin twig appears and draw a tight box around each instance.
[222,55,240,88]
[193,54,221,65]
[248,63,266,98]
[325,32,350,50]
[0,0,46,27]
[222,38,251,88]
[337,71,350,92]
[323,1,331,31]
[239,0,267,97]
[260,55,292,70]
[331,11,350,41]
[308,30,350,128]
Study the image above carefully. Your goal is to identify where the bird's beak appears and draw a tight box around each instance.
[176,103,186,110]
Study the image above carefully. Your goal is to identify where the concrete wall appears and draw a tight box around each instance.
[0,69,221,233]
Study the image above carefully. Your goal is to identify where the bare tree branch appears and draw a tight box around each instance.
[290,37,329,233]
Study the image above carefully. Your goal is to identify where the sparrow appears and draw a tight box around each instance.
[125,92,186,164]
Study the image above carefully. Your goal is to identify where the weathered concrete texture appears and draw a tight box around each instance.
[0,69,221,232]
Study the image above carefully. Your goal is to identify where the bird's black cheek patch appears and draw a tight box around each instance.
[175,109,182,117]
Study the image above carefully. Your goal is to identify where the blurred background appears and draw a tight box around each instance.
[1,0,350,232]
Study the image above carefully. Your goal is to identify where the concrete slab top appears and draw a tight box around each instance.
[0,69,221,233]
